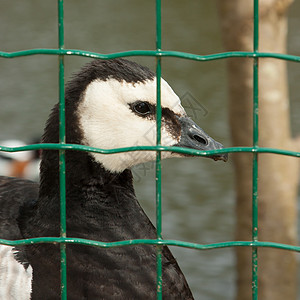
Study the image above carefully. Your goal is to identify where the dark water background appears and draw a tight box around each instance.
[0,1,299,299]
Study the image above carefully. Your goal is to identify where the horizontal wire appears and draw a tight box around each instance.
[0,144,299,158]
[0,237,300,252]
[0,49,300,62]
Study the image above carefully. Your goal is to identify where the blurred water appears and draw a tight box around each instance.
[0,1,299,299]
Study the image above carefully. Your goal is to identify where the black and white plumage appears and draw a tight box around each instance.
[0,59,227,299]
[0,140,40,181]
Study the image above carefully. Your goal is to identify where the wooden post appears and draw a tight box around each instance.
[217,1,299,299]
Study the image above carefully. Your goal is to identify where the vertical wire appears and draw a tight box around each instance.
[58,0,67,299]
[252,0,259,299]
[155,0,162,299]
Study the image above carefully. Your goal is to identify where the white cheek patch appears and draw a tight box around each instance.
[160,79,185,115]
[0,245,32,300]
[78,78,185,173]
[95,78,185,116]
[92,125,179,173]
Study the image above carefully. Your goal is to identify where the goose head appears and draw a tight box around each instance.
[44,59,227,174]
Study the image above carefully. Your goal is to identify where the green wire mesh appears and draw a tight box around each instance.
[0,1,300,299]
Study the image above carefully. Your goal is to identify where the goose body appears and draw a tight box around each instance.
[0,59,227,299]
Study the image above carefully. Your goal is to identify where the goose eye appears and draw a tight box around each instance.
[132,101,151,115]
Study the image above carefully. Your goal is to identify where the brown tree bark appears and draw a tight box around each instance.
[217,1,299,299]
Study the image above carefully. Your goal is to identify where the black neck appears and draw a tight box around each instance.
[39,92,134,204]
[23,99,135,238]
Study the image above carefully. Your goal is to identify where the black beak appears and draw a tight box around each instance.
[175,116,228,162]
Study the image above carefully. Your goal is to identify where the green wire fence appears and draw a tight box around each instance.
[0,1,300,299]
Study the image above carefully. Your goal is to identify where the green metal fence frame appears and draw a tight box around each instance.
[0,1,300,299]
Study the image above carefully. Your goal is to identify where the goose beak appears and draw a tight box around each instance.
[175,116,228,162]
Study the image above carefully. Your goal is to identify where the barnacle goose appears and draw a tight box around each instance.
[0,59,227,299]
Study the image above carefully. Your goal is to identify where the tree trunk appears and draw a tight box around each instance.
[217,1,299,299]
